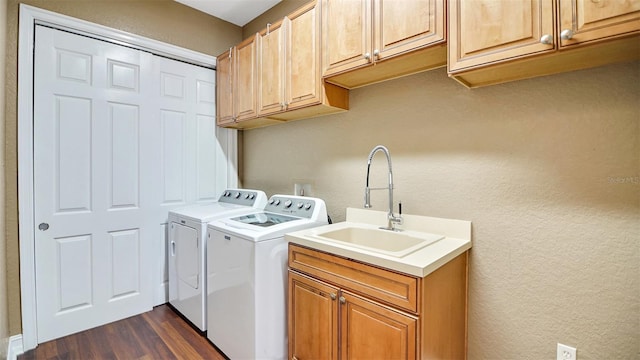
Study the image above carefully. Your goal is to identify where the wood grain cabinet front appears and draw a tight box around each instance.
[215,47,234,127]
[322,0,447,89]
[258,2,348,123]
[288,243,468,360]
[448,0,640,88]
[219,1,348,130]
[215,35,261,127]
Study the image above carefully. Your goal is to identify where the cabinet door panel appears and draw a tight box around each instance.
[289,271,339,360]
[258,21,285,116]
[559,0,640,47]
[234,34,258,121]
[376,0,444,60]
[341,291,417,360]
[215,49,234,125]
[323,0,372,76]
[449,0,555,72]
[287,4,322,109]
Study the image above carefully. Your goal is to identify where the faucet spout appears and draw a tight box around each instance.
[364,145,403,231]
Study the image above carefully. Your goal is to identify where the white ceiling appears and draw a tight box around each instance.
[175,0,282,26]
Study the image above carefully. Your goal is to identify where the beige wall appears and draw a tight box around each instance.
[3,0,242,335]
[1,0,9,356]
[242,63,640,359]
[242,0,310,40]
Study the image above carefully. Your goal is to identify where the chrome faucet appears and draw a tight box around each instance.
[364,145,403,231]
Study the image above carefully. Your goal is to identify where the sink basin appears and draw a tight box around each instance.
[313,226,444,257]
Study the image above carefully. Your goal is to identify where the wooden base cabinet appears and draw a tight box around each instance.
[288,244,468,360]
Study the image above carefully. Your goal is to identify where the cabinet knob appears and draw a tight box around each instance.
[540,34,553,45]
[373,49,380,58]
[560,29,574,40]
[330,293,336,300]
[339,296,346,304]
[364,52,371,61]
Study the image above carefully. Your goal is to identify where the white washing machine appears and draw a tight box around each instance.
[206,195,328,360]
[168,189,267,332]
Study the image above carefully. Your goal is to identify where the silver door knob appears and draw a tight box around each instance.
[373,49,380,59]
[339,296,346,304]
[560,29,574,40]
[540,34,553,45]
[38,223,49,231]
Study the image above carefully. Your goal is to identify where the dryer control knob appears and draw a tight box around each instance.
[297,202,304,209]
[304,203,312,210]
[269,199,275,205]
[244,193,250,199]
[274,199,281,206]
[284,200,293,208]
[235,192,241,198]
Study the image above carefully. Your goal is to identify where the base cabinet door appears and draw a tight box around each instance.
[340,291,417,360]
[288,271,339,360]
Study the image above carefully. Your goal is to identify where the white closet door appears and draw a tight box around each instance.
[152,56,234,305]
[33,25,155,343]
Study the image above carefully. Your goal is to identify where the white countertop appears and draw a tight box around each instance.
[285,208,472,277]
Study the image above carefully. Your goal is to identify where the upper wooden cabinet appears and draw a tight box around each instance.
[448,1,556,72]
[559,0,640,47]
[216,34,267,127]
[215,47,234,127]
[322,0,447,89]
[234,34,259,122]
[448,0,640,87]
[257,19,286,117]
[218,1,348,130]
[258,2,330,117]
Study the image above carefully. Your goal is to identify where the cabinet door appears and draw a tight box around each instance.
[559,0,640,48]
[234,34,258,121]
[258,21,285,116]
[289,271,339,360]
[374,0,445,60]
[340,291,417,360]
[448,0,556,72]
[215,48,234,126]
[323,0,372,76]
[286,2,323,110]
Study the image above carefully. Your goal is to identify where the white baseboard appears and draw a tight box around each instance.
[7,335,23,360]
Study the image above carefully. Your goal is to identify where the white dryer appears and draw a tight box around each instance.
[168,189,267,332]
[206,195,328,360]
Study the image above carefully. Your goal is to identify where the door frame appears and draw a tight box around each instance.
[17,4,238,351]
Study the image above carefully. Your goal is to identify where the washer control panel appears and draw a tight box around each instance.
[266,195,323,219]
[218,189,267,207]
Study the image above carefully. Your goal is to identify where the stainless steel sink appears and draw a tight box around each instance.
[313,226,444,257]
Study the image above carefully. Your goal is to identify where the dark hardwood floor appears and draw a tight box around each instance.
[19,305,228,360]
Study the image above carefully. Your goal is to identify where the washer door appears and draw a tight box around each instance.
[172,222,199,292]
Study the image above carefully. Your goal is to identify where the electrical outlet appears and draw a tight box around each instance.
[557,343,577,360]
[293,182,312,196]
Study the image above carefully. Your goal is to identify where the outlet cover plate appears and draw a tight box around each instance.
[557,343,577,360]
